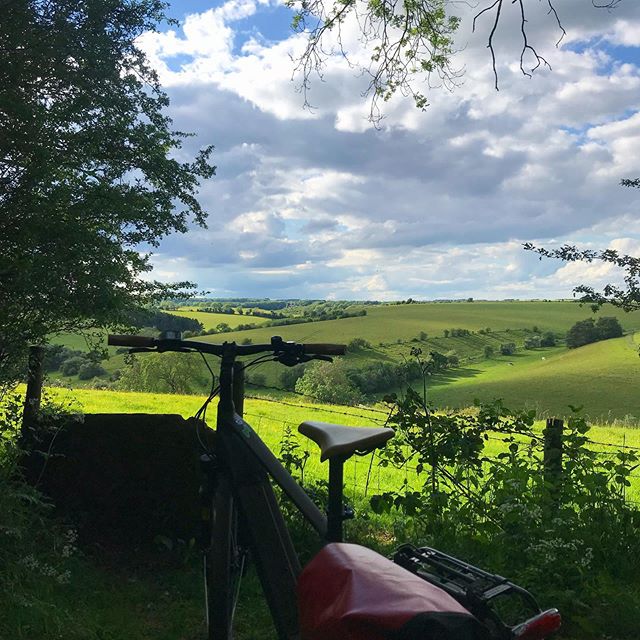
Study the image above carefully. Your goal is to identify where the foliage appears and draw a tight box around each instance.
[483,345,494,358]
[117,353,209,395]
[60,356,90,377]
[295,360,363,405]
[371,385,640,638]
[0,0,215,386]
[77,362,107,381]
[278,425,310,479]
[523,335,541,349]
[499,342,516,356]
[540,331,556,347]
[280,364,308,391]
[596,316,623,340]
[566,317,622,349]
[288,0,613,121]
[0,390,85,637]
[127,308,204,334]
[347,337,372,352]
[525,178,640,313]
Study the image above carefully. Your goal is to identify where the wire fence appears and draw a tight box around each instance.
[243,391,640,508]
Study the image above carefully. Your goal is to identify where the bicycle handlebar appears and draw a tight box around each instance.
[108,335,157,348]
[107,334,346,358]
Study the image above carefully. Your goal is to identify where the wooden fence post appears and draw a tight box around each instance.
[21,345,45,439]
[543,417,564,503]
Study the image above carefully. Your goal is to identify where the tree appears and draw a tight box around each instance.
[117,353,207,394]
[566,319,599,349]
[290,0,620,121]
[524,336,541,349]
[295,360,363,405]
[524,178,640,313]
[0,1,215,385]
[280,364,307,391]
[484,345,494,359]
[77,362,107,381]
[500,343,516,356]
[540,332,556,347]
[595,317,623,340]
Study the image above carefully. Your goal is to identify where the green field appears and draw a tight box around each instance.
[427,334,640,422]
[191,301,640,346]
[48,301,640,422]
[43,385,640,497]
[169,310,270,330]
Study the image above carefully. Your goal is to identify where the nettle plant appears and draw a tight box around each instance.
[371,349,638,563]
[369,355,640,635]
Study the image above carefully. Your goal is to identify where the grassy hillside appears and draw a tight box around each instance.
[43,385,640,492]
[192,301,640,345]
[169,310,270,330]
[46,302,640,421]
[428,333,640,422]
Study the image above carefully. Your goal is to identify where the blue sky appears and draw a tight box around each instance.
[138,0,640,300]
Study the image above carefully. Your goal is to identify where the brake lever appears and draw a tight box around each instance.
[310,355,333,362]
[128,347,155,354]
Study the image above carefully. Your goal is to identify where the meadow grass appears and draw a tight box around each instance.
[50,303,640,422]
[428,334,640,422]
[190,301,640,346]
[44,385,640,501]
[169,310,270,330]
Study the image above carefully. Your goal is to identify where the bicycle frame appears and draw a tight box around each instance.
[107,335,560,640]
[210,345,328,639]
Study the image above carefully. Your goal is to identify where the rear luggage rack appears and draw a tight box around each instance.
[393,544,560,640]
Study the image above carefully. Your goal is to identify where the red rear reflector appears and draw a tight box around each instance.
[513,609,561,640]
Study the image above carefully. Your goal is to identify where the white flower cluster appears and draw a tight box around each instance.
[526,538,593,570]
[60,528,78,559]
[19,553,71,584]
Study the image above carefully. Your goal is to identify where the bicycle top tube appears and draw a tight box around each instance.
[108,334,346,359]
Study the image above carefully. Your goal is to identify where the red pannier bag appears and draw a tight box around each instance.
[298,543,487,640]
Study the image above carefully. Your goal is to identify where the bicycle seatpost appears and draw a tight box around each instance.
[327,455,352,543]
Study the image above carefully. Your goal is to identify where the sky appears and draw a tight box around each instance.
[137,0,640,301]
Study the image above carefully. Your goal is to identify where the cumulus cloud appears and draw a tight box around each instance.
[137,0,640,299]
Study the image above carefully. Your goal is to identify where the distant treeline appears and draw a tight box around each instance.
[159,297,382,313]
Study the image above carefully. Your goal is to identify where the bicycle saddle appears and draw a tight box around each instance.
[298,421,394,462]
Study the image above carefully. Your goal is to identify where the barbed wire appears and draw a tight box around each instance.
[584,437,640,453]
[246,381,391,415]
[244,395,391,427]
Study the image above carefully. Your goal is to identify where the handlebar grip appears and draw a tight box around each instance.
[303,343,347,356]
[108,334,157,348]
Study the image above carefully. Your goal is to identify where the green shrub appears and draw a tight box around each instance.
[371,390,640,639]
[445,351,459,367]
[77,362,106,380]
[247,373,266,387]
[499,342,516,356]
[295,361,363,405]
[566,318,599,348]
[524,335,541,349]
[60,356,88,376]
[347,337,372,352]
[540,331,556,347]
[0,392,82,638]
[596,316,623,340]
[280,364,307,391]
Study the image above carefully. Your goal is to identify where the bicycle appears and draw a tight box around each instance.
[108,333,561,640]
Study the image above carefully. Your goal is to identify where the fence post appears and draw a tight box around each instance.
[21,345,45,439]
[543,417,563,504]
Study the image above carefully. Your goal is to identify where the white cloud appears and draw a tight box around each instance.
[136,2,640,300]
